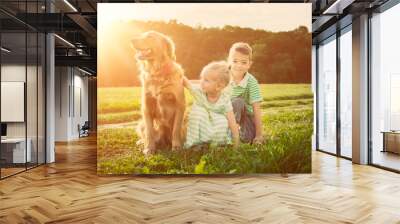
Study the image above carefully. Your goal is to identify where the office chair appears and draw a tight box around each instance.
[79,121,90,138]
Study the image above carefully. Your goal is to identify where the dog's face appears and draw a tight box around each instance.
[131,31,176,62]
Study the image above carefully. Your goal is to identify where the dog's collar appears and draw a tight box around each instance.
[153,61,174,77]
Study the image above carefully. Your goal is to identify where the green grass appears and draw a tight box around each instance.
[97,84,313,174]
[98,87,142,113]
[98,111,141,125]
[97,127,140,158]
[261,84,313,101]
[261,98,313,109]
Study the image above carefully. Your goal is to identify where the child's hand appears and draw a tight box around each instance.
[227,111,240,148]
[253,135,264,145]
[233,139,239,149]
[182,75,193,89]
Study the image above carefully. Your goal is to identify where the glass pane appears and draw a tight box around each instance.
[1,31,27,177]
[0,1,46,178]
[27,31,38,168]
[312,45,317,151]
[317,36,337,154]
[340,28,352,158]
[371,3,400,171]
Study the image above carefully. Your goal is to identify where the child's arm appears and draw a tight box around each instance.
[227,111,239,148]
[247,76,263,144]
[182,75,192,89]
[252,102,264,144]
[183,76,204,103]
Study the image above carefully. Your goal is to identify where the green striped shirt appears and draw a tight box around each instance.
[230,72,262,114]
[184,85,233,149]
[189,85,232,116]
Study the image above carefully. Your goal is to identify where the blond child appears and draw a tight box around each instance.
[227,42,264,144]
[183,61,239,149]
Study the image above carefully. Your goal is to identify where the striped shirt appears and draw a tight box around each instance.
[189,85,232,116]
[184,85,233,149]
[230,72,262,114]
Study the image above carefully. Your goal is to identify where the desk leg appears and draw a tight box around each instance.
[382,133,386,153]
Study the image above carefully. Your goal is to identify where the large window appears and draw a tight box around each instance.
[339,26,352,158]
[370,2,400,171]
[317,35,337,154]
[316,25,353,159]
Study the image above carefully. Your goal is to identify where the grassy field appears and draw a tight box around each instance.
[97,84,313,174]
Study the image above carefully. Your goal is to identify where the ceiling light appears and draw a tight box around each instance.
[1,47,11,53]
[78,67,93,76]
[323,0,355,15]
[54,34,75,48]
[63,0,78,12]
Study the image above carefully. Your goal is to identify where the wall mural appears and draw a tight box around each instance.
[97,3,312,174]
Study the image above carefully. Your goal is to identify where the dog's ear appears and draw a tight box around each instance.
[130,38,139,51]
[130,41,135,51]
[162,35,176,61]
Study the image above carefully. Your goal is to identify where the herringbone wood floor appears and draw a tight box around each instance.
[1,136,400,224]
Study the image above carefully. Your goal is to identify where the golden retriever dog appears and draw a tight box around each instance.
[131,31,185,154]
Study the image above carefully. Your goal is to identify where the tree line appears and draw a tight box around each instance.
[98,20,311,87]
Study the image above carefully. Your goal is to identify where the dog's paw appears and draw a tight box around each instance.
[171,140,182,151]
[136,139,144,146]
[143,142,157,155]
[142,147,155,155]
[171,145,182,151]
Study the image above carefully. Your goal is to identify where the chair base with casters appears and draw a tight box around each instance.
[78,121,90,138]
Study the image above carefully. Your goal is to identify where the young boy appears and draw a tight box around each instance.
[227,42,264,144]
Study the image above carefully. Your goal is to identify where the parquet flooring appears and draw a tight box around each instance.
[1,167,26,178]
[0,136,400,223]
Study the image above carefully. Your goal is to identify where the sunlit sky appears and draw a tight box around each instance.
[98,3,311,32]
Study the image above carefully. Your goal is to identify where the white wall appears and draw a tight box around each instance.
[55,67,89,141]
[72,73,89,138]
[1,65,26,139]
[1,64,46,164]
[55,67,70,141]
[1,65,41,138]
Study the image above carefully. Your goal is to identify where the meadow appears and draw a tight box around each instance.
[97,84,313,174]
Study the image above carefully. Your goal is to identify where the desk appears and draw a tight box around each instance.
[1,138,31,163]
[381,131,400,154]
